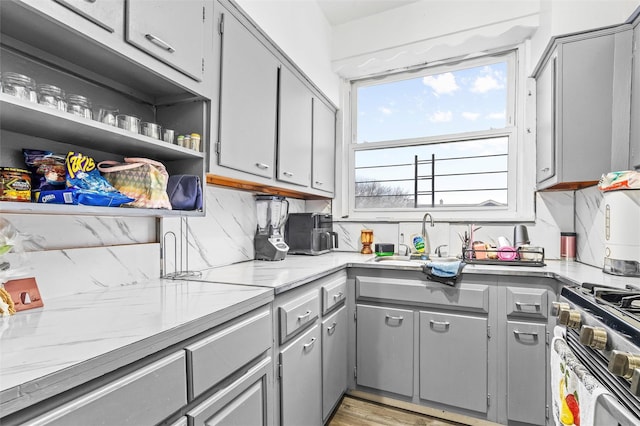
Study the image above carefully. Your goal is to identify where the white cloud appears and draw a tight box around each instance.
[462,112,481,121]
[471,75,503,93]
[428,110,452,123]
[486,111,506,120]
[378,106,392,115]
[423,73,459,95]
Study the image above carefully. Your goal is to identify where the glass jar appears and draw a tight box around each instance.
[190,133,201,151]
[67,94,93,119]
[37,84,67,111]
[2,72,37,102]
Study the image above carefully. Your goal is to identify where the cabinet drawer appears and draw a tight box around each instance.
[321,276,347,315]
[356,276,489,313]
[185,308,272,400]
[186,357,271,426]
[26,351,187,425]
[505,287,548,319]
[279,290,320,344]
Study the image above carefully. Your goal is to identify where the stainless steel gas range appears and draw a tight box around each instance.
[554,283,640,425]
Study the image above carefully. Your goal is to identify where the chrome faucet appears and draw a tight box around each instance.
[421,212,434,255]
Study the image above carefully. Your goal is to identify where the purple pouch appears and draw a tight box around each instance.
[167,175,203,210]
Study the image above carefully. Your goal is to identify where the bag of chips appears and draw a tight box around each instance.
[65,152,134,207]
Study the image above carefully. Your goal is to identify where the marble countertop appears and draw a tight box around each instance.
[195,251,640,292]
[0,279,273,416]
[3,251,640,417]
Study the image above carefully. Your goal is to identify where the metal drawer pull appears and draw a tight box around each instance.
[429,320,450,327]
[327,322,337,333]
[515,302,541,310]
[385,314,404,321]
[333,291,344,300]
[303,337,317,350]
[315,181,324,185]
[513,330,539,338]
[85,0,97,3]
[297,310,312,321]
[144,34,176,53]
[255,163,270,170]
[283,171,294,177]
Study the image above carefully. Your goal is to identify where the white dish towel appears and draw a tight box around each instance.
[551,326,611,426]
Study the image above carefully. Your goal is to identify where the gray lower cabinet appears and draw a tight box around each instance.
[322,306,348,421]
[187,357,272,426]
[280,324,322,426]
[419,310,488,414]
[506,321,547,425]
[356,304,413,397]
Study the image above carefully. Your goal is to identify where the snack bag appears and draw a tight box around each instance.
[23,149,66,191]
[65,152,134,207]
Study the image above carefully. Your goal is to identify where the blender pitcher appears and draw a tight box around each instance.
[254,195,290,261]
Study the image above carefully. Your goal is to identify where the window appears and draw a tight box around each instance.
[346,50,526,220]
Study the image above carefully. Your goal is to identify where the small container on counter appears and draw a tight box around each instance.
[2,72,37,103]
[67,94,93,119]
[190,133,201,151]
[37,84,67,111]
[561,232,577,261]
[0,167,31,202]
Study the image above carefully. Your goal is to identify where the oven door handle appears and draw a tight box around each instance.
[597,394,640,426]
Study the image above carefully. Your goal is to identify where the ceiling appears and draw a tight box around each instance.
[316,0,421,26]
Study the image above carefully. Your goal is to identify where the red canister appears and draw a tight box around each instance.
[561,232,576,260]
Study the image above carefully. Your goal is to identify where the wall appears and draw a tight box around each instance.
[235,0,340,104]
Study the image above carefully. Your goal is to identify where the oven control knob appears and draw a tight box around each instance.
[551,302,570,317]
[558,309,581,329]
[608,350,640,379]
[579,326,607,350]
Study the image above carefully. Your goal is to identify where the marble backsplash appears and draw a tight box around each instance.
[1,182,611,300]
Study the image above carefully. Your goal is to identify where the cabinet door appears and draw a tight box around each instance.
[126,0,204,81]
[322,306,348,421]
[631,22,640,169]
[535,51,557,184]
[280,324,322,426]
[278,66,312,187]
[187,357,271,426]
[54,0,122,33]
[507,321,547,425]
[356,304,413,397]
[311,98,336,193]
[419,311,488,413]
[217,10,278,179]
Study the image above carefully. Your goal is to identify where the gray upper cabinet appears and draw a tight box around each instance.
[54,0,122,33]
[312,98,336,194]
[278,66,313,187]
[631,18,640,170]
[126,0,205,82]
[533,26,633,190]
[217,8,278,179]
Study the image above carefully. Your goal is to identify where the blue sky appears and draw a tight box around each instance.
[354,62,509,206]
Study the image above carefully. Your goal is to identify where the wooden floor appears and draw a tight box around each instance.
[327,396,464,426]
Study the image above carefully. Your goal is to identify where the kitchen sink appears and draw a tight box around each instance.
[370,255,460,267]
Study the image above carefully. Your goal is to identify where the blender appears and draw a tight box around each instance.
[254,195,290,261]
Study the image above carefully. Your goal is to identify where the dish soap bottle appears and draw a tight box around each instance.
[411,233,426,254]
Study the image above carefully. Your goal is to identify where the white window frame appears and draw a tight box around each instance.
[336,45,535,223]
